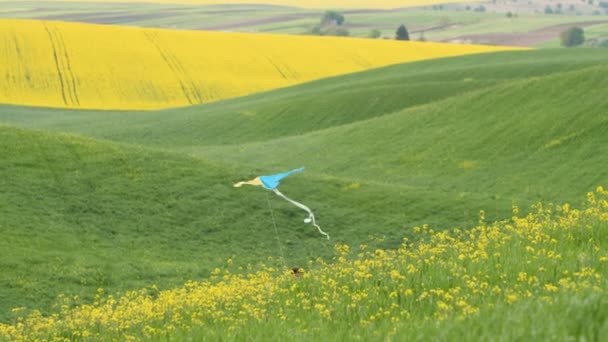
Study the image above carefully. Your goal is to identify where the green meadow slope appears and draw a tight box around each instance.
[201,64,608,202]
[1,49,606,147]
[0,126,491,320]
[1,48,608,320]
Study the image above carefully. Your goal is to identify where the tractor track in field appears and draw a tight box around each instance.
[55,28,80,107]
[265,57,289,80]
[264,56,300,81]
[44,24,80,107]
[144,31,203,104]
[44,24,67,106]
[10,31,33,85]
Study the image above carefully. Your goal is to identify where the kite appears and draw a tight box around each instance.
[234,167,329,240]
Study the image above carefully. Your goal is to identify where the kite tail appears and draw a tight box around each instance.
[273,189,330,240]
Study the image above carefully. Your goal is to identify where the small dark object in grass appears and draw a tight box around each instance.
[291,267,304,277]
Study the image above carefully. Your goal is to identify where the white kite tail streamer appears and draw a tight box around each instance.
[273,189,330,240]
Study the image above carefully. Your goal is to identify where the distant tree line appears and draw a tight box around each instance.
[310,11,350,36]
[396,24,410,40]
[368,29,382,39]
[309,11,417,41]
[321,11,344,26]
[560,26,585,47]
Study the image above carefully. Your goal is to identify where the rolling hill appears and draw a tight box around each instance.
[0,19,514,110]
[1,48,607,321]
[0,124,491,320]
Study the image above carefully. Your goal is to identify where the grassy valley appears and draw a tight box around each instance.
[0,1,608,338]
[1,48,607,325]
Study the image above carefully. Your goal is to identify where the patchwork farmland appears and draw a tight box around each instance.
[26,0,480,9]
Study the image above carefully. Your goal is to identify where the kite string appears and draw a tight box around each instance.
[266,191,287,268]
[273,189,330,240]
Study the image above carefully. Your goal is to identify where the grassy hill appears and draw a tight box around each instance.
[0,125,497,320]
[199,62,608,200]
[3,193,608,340]
[2,49,603,147]
[1,48,608,321]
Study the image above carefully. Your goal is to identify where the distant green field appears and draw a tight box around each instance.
[536,22,608,47]
[0,1,607,44]
[1,48,608,321]
[0,2,314,29]
[427,15,599,37]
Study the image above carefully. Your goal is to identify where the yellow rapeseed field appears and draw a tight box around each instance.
[28,0,479,9]
[1,187,607,341]
[0,19,518,110]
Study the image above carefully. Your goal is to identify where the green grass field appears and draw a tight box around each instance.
[537,22,608,47]
[4,192,608,340]
[1,48,608,328]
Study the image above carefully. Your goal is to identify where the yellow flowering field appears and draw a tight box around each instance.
[30,0,479,9]
[2,187,607,341]
[0,19,517,110]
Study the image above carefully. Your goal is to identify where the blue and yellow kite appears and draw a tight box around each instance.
[234,167,329,240]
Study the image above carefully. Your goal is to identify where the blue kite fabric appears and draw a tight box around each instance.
[233,167,329,239]
[259,167,305,190]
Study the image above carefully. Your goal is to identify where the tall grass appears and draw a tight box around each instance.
[2,187,607,341]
